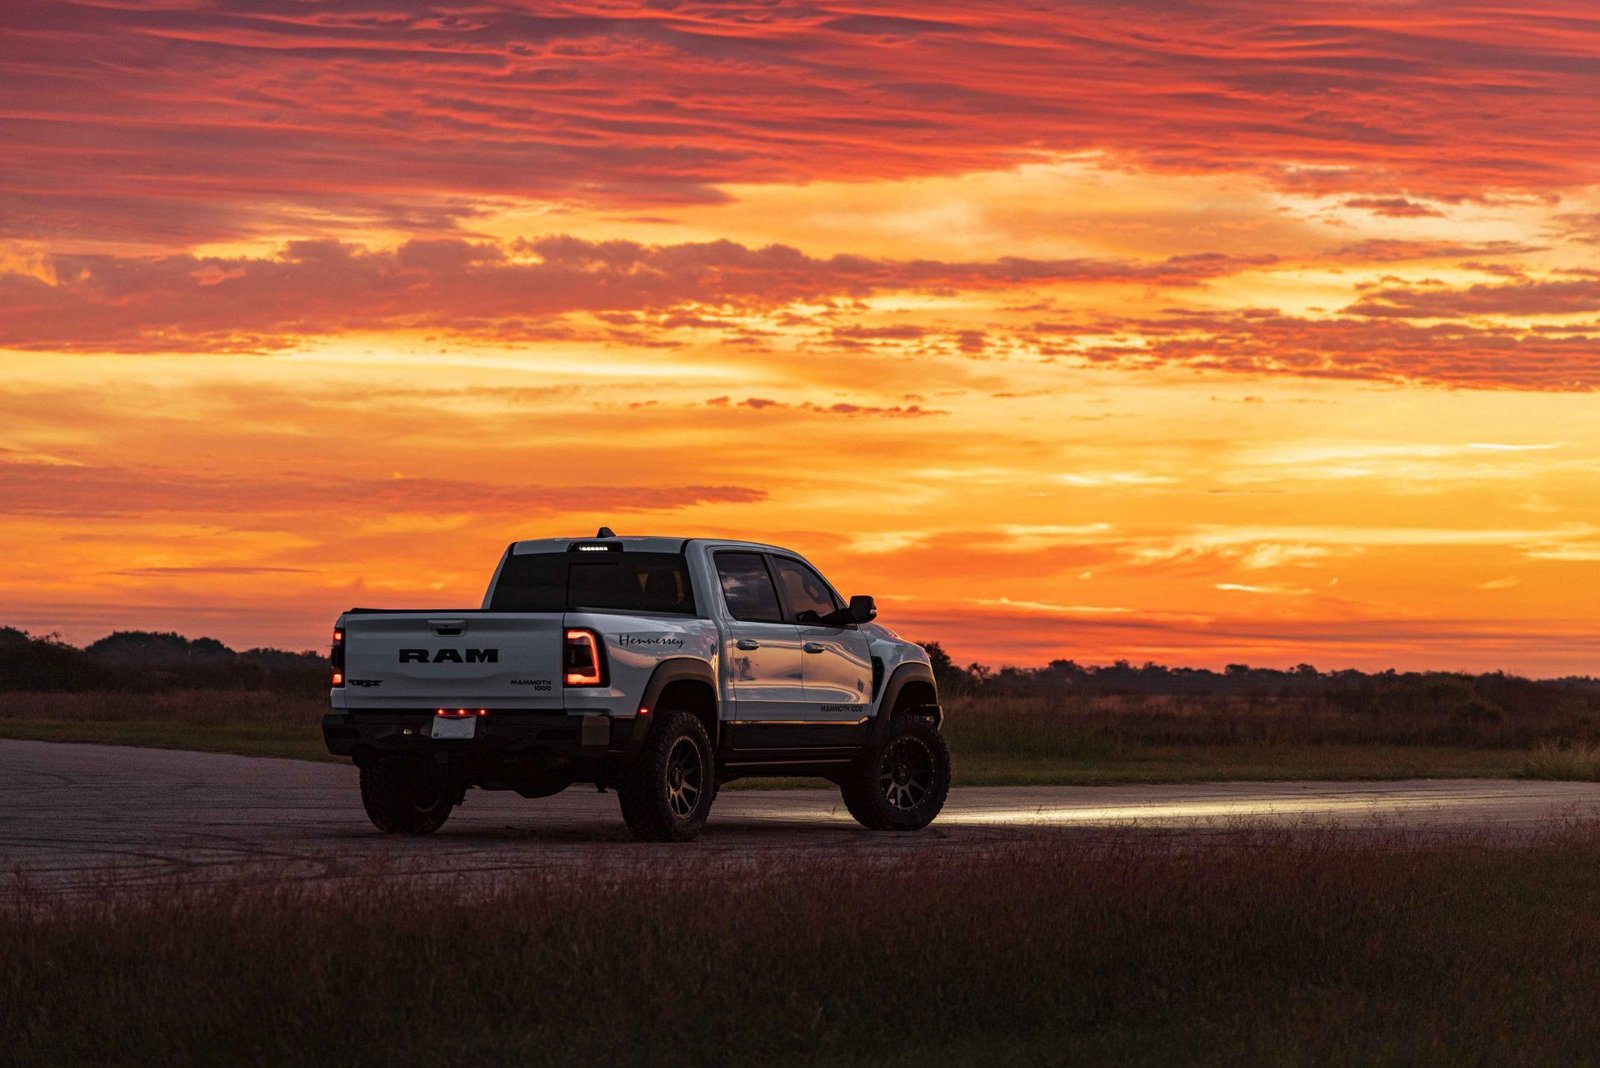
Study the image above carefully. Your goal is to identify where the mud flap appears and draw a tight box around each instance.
[581,713,610,748]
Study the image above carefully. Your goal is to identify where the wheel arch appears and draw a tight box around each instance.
[636,657,720,750]
[869,662,942,744]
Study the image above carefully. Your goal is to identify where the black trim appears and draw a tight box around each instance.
[325,711,582,758]
[631,657,719,753]
[726,719,868,750]
[720,753,856,775]
[869,662,942,743]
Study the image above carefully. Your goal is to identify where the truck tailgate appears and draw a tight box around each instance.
[338,612,564,711]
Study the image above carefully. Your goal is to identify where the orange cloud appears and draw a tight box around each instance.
[5,2,1600,672]
[0,237,1270,351]
[1347,275,1600,318]
[1341,197,1448,219]
[0,459,764,518]
[1055,311,1600,390]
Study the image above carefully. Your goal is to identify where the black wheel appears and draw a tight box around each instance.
[359,759,456,835]
[839,717,950,831]
[617,710,716,842]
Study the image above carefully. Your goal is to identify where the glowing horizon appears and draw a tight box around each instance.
[4,1,1600,674]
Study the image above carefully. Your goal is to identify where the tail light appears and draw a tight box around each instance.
[564,628,607,687]
[331,627,345,687]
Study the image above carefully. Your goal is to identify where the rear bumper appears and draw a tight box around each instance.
[323,711,649,768]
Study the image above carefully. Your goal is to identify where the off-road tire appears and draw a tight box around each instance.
[839,774,887,829]
[359,759,456,835]
[617,710,716,842]
[839,716,951,831]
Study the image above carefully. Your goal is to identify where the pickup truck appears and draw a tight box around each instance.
[323,530,949,841]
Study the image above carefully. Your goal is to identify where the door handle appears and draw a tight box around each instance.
[803,642,826,654]
[735,639,760,650]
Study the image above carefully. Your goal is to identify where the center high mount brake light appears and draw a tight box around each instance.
[435,708,488,717]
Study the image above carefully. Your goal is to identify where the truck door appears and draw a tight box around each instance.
[769,553,873,745]
[712,550,808,746]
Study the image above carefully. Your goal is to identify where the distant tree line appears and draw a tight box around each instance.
[918,641,1600,727]
[3,627,1597,721]
[0,627,327,694]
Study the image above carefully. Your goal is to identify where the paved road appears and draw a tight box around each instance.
[5,740,1600,893]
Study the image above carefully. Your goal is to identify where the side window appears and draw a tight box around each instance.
[714,552,785,623]
[769,556,842,622]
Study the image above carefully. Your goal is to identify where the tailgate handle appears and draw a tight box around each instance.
[428,618,467,636]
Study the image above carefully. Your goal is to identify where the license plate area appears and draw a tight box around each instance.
[430,716,477,740]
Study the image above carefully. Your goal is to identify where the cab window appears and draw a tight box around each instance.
[714,552,785,623]
[769,555,842,622]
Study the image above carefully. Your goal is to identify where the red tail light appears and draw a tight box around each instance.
[331,627,345,688]
[563,628,606,687]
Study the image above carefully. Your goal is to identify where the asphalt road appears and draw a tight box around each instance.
[5,739,1600,893]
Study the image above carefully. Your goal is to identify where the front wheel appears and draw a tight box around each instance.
[616,710,716,842]
[359,759,456,835]
[840,717,951,831]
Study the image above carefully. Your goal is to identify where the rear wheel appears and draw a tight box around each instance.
[617,710,716,842]
[359,759,456,835]
[839,717,950,831]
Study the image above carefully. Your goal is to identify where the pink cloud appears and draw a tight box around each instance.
[5,2,1600,248]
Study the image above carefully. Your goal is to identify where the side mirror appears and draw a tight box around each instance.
[848,594,877,623]
[810,595,877,628]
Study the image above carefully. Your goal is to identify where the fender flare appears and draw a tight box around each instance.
[868,662,942,744]
[624,657,720,754]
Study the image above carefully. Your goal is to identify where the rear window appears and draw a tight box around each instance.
[488,551,697,615]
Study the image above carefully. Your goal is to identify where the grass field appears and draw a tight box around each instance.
[0,690,333,762]
[7,826,1600,1066]
[0,688,1575,784]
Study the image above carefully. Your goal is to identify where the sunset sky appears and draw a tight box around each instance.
[4,1,1600,673]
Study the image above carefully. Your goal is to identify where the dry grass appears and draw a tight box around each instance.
[7,828,1600,1066]
[0,689,324,725]
[941,691,1580,752]
[0,689,1550,782]
[1524,740,1600,781]
[0,690,333,761]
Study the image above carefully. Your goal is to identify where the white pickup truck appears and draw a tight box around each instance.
[324,530,948,841]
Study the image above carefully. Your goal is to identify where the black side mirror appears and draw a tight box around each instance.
[848,594,877,623]
[811,595,877,628]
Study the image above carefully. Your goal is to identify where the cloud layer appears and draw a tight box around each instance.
[0,236,1274,351]
[6,1,1600,246]
[6,2,1600,670]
